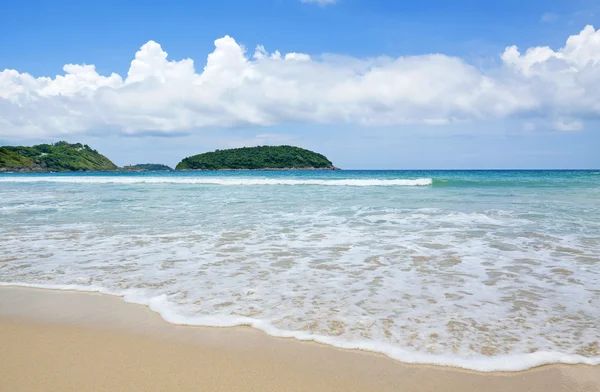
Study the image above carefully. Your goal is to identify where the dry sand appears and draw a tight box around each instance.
[0,286,598,392]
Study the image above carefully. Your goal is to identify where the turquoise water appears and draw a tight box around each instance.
[0,170,599,371]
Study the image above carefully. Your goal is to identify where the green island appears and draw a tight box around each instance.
[0,141,118,172]
[122,164,173,172]
[176,146,339,170]
[0,143,338,172]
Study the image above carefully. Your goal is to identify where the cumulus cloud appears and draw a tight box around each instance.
[1,26,599,138]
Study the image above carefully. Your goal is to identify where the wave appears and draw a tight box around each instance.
[1,281,599,373]
[0,177,433,187]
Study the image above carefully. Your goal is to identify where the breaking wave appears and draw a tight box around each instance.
[0,177,433,186]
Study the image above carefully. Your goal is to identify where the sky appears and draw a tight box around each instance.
[1,0,599,169]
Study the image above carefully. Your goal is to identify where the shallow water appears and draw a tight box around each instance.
[1,170,599,371]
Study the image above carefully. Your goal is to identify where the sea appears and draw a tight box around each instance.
[0,170,599,371]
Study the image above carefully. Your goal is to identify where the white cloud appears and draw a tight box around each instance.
[1,26,600,138]
[554,118,583,131]
[300,0,337,5]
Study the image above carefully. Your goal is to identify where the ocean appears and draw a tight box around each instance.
[1,170,599,371]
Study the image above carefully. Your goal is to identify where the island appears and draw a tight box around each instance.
[121,164,173,172]
[175,146,339,170]
[0,141,118,172]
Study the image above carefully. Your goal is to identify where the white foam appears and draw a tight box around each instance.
[0,177,433,186]
[1,174,599,373]
[1,281,599,372]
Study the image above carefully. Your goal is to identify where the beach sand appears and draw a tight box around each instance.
[0,287,598,392]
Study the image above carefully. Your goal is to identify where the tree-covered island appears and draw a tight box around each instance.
[0,141,118,172]
[0,143,339,172]
[121,164,173,172]
[176,146,339,170]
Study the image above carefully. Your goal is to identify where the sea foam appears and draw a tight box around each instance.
[1,171,599,373]
[1,281,599,372]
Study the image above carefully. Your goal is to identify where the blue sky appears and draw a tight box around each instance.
[1,0,599,168]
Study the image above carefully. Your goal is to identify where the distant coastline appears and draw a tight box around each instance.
[0,166,341,173]
[176,167,340,171]
[1,142,339,172]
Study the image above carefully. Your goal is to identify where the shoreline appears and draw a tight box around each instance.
[175,167,341,171]
[0,286,598,392]
[0,283,597,372]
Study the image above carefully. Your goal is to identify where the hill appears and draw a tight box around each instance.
[176,146,338,170]
[0,142,118,172]
[122,164,173,171]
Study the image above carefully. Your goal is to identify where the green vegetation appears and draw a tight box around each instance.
[176,145,338,170]
[122,164,173,171]
[0,143,336,172]
[0,141,118,172]
[0,148,34,168]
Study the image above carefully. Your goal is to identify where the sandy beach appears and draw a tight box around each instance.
[0,286,598,392]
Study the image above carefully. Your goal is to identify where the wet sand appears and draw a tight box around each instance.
[0,286,598,392]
